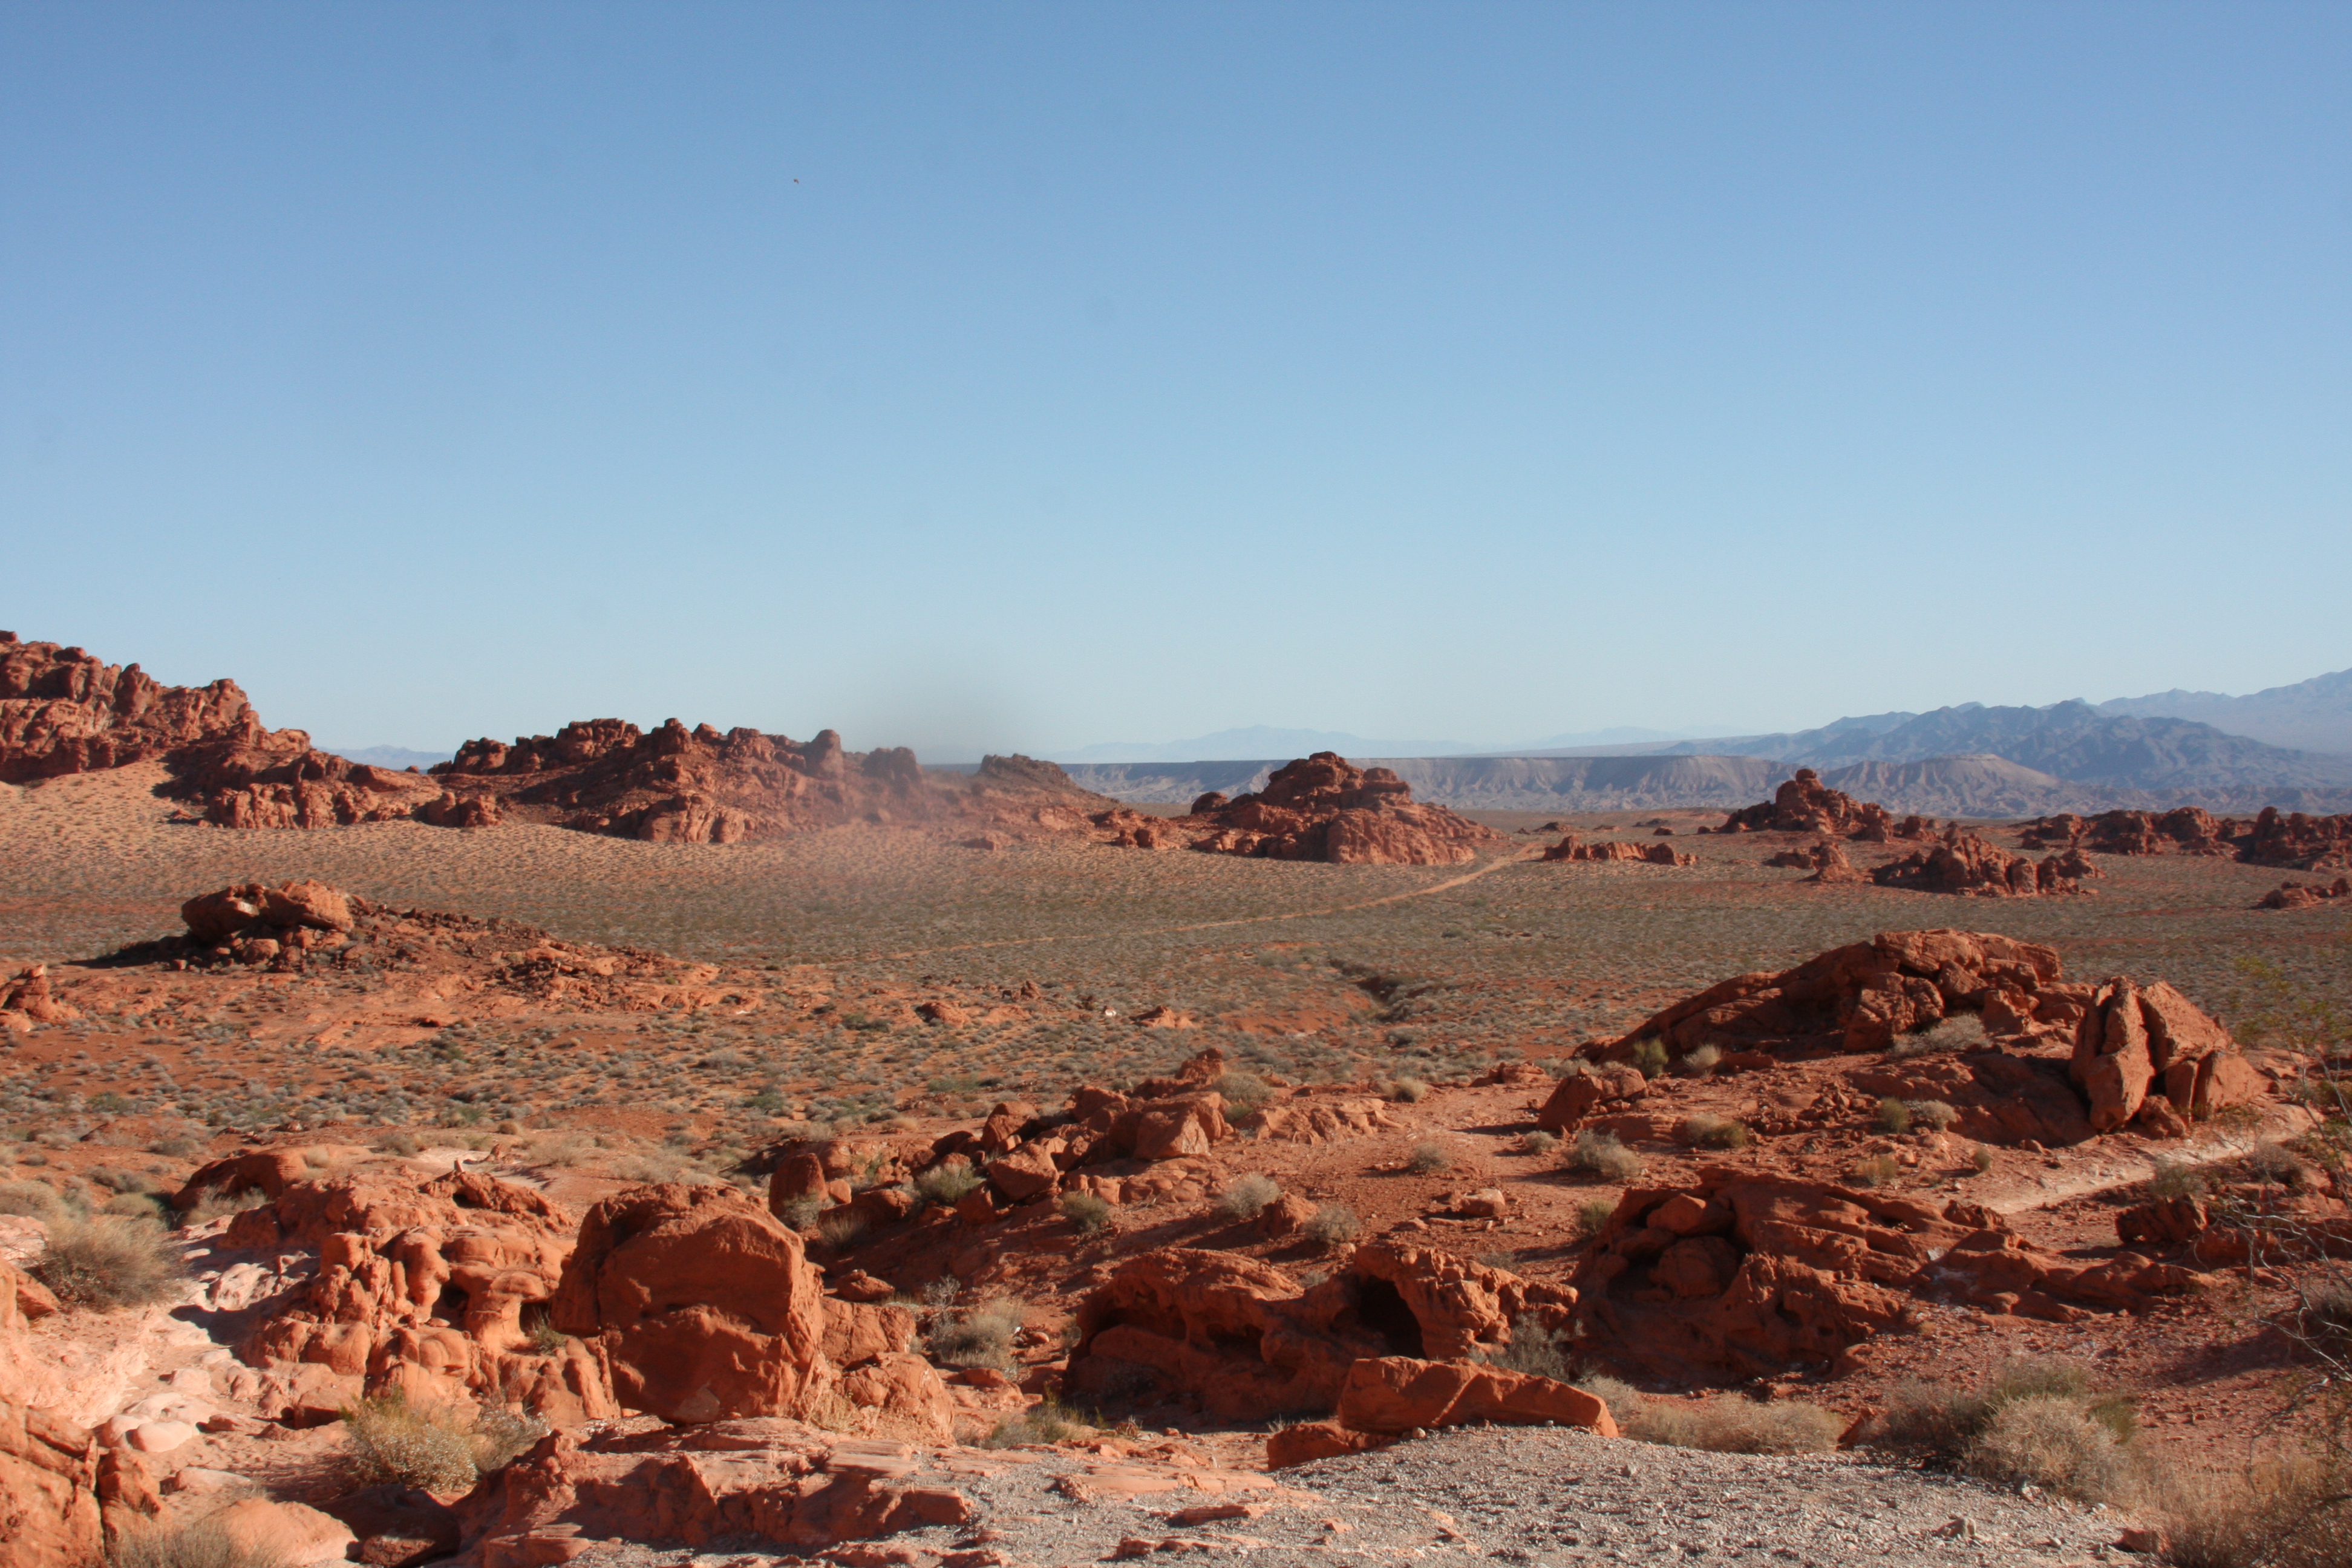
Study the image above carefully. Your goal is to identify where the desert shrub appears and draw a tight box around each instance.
[1480,1317,1571,1382]
[1568,1130,1642,1183]
[1679,1045,1721,1076]
[777,1194,825,1229]
[1891,1012,1988,1058]
[1304,1203,1361,1249]
[2157,1457,2352,1568]
[1875,1099,1913,1134]
[1387,1077,1430,1104]
[1964,1394,2128,1500]
[175,1186,269,1227]
[1639,1398,1844,1455]
[146,1135,204,1158]
[1971,1146,1995,1174]
[33,1217,182,1309]
[1867,1360,2137,1501]
[2149,1155,2209,1201]
[374,1131,422,1157]
[929,1295,1025,1371]
[1908,1100,1960,1132]
[1518,1129,1558,1157]
[104,1191,172,1221]
[1405,1141,1449,1174]
[1682,1114,1750,1151]
[109,1521,287,1568]
[1851,1154,1903,1189]
[1630,1039,1668,1076]
[1218,1174,1281,1220]
[1214,1071,1273,1116]
[914,1162,982,1207]
[814,1210,867,1250]
[344,1393,547,1492]
[983,1397,1087,1448]
[1059,1191,1112,1233]
[2246,1142,2306,1186]
[1575,1197,1618,1238]
[0,1179,68,1220]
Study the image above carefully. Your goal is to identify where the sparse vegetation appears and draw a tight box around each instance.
[1875,1098,1913,1134]
[1630,1039,1668,1076]
[1851,1154,1903,1189]
[1304,1203,1361,1249]
[1480,1316,1571,1381]
[913,1161,983,1207]
[1866,1359,2139,1502]
[983,1397,1087,1448]
[31,1216,183,1309]
[1517,1129,1558,1156]
[1891,1012,1988,1057]
[1218,1173,1281,1220]
[109,1520,288,1568]
[1212,1071,1272,1116]
[1678,1044,1720,1076]
[1059,1191,1112,1233]
[1906,1099,1959,1131]
[1575,1197,1618,1238]
[1405,1140,1449,1174]
[343,1393,546,1492]
[1971,1145,1994,1174]
[814,1210,868,1250]
[928,1294,1026,1371]
[1387,1076,1431,1104]
[1682,1113,1749,1150]
[1567,1129,1642,1183]
[1578,1377,1840,1454]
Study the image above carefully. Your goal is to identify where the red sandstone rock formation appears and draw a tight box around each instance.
[0,633,264,782]
[1183,754,1497,866]
[1712,769,1929,841]
[1539,835,1694,867]
[1062,1242,1578,1423]
[2256,876,2352,910]
[2070,979,2262,1134]
[0,1256,103,1566]
[1604,929,2071,1058]
[1574,1171,2213,1376]
[2239,806,2352,872]
[1870,831,2091,896]
[214,1169,613,1425]
[2020,807,2239,856]
[1765,840,1869,884]
[1268,1357,1616,1465]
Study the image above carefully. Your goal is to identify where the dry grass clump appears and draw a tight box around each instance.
[814,1210,868,1251]
[109,1520,288,1568]
[1876,1098,1914,1134]
[176,1185,269,1227]
[1059,1191,1112,1233]
[982,1396,1089,1448]
[1851,1154,1903,1189]
[1578,1377,1840,1454]
[1405,1141,1450,1174]
[1682,1113,1750,1151]
[1386,1077,1431,1104]
[1479,1317,1572,1382]
[913,1161,983,1207]
[1218,1173,1281,1220]
[1304,1203,1361,1249]
[1866,1359,2139,1502]
[2155,1457,2351,1568]
[343,1393,546,1492]
[373,1130,422,1157]
[31,1216,183,1310]
[1678,1045,1721,1076]
[1567,1129,1642,1183]
[1517,1129,1559,1156]
[1575,1197,1619,1238]
[1891,1013,1988,1058]
[0,1178,71,1221]
[1907,1099,1960,1131]
[928,1294,1026,1372]
[1213,1071,1273,1116]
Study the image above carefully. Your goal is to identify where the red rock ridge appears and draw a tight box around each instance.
[1708,769,1933,842]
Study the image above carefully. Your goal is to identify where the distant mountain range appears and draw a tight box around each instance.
[1049,724,1731,765]
[1060,668,2352,817]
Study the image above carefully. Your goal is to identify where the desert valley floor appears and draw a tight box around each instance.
[1,761,2348,1567]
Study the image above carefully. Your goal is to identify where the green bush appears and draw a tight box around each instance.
[1630,1039,1668,1076]
[1059,1191,1112,1233]
[1213,1071,1273,1116]
[913,1162,982,1207]
[1876,1099,1913,1134]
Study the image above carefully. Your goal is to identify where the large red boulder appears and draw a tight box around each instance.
[2070,979,2261,1133]
[1333,1356,1617,1436]
[1871,831,2088,897]
[550,1184,834,1425]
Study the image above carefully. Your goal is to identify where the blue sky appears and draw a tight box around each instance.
[2,4,2346,758]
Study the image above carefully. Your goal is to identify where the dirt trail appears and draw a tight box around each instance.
[1984,1108,2314,1217]
[861,846,1538,962]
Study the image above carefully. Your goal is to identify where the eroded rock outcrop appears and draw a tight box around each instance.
[2069,979,2263,1133]
[0,1256,103,1567]
[2257,877,2352,910]
[1603,929,2069,1059]
[2241,807,2352,872]
[1184,754,1497,866]
[1713,771,1930,841]
[1870,831,2092,897]
[1062,1243,1576,1423]
[0,633,264,782]
[1574,1172,2212,1376]
[2021,808,2239,857]
[1540,836,1694,867]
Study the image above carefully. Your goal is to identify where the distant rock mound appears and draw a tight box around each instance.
[1870,831,2096,897]
[2020,805,2350,872]
[1538,835,1693,867]
[1183,753,1497,866]
[1763,840,1869,884]
[1708,768,1932,841]
[0,633,263,781]
[2256,876,2351,911]
[2240,806,2352,872]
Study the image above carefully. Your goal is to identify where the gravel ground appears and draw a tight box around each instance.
[560,1425,2141,1567]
